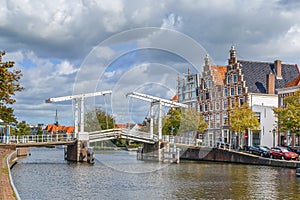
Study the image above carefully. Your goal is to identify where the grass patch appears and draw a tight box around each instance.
[1,167,8,173]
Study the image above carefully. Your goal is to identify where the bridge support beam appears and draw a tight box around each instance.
[64,132,94,163]
[137,142,180,163]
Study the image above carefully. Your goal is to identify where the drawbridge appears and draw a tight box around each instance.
[88,128,158,144]
[6,90,189,163]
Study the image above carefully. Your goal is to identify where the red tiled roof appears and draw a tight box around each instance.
[211,66,227,85]
[44,124,74,134]
[66,126,74,134]
[172,95,178,101]
[115,124,139,129]
[284,75,300,88]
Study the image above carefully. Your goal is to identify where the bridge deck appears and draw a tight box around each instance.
[15,141,75,148]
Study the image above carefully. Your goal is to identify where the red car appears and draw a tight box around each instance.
[269,147,299,160]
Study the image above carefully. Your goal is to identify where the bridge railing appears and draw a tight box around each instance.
[0,134,74,144]
[162,135,198,146]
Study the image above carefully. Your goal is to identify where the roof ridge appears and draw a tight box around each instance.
[238,60,296,66]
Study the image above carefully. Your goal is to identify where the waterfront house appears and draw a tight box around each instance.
[178,46,299,148]
[276,75,300,146]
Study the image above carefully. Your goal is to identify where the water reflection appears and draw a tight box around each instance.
[11,148,300,200]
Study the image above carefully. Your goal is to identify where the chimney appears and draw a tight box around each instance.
[274,60,282,78]
[266,73,275,94]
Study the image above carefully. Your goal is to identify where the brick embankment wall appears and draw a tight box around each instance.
[180,147,300,168]
[0,148,17,200]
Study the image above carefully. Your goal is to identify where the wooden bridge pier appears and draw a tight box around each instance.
[65,132,94,164]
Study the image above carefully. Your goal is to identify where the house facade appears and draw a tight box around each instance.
[177,68,200,109]
[178,46,300,148]
[276,75,300,146]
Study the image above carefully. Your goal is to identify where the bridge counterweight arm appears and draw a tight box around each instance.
[126,91,188,108]
[45,90,112,103]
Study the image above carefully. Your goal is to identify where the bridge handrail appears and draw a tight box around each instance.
[88,128,159,144]
[89,128,122,135]
[0,134,75,144]
[162,135,198,146]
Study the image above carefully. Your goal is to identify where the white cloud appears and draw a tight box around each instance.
[1,0,300,125]
[95,46,116,60]
[56,60,78,75]
[161,13,182,30]
[7,51,77,125]
[2,51,24,63]
[103,71,115,78]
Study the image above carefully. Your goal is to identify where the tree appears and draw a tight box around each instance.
[85,108,115,132]
[0,51,24,123]
[162,108,207,136]
[273,90,300,146]
[179,108,208,134]
[229,103,260,148]
[162,109,181,135]
[13,121,31,136]
[37,126,43,136]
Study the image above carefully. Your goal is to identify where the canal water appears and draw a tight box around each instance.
[11,147,300,199]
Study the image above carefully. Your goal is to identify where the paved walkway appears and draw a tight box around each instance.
[0,148,16,200]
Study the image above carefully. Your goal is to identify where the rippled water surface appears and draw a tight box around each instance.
[11,148,300,199]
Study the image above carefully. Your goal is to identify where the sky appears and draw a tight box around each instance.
[1,0,300,127]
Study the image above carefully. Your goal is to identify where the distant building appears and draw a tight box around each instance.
[44,124,74,135]
[177,68,200,109]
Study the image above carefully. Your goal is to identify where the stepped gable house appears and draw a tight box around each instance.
[179,46,299,148]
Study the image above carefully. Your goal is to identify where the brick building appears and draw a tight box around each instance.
[178,46,300,148]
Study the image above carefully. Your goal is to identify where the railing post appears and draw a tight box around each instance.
[150,103,154,139]
[158,102,162,141]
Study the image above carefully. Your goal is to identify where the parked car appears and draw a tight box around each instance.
[269,147,299,160]
[287,146,300,155]
[248,145,270,157]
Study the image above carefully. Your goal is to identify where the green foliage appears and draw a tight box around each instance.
[162,108,208,135]
[162,109,181,135]
[85,108,115,131]
[180,108,208,133]
[112,138,126,147]
[273,91,300,135]
[37,126,43,136]
[229,103,260,134]
[13,121,31,136]
[0,51,24,123]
